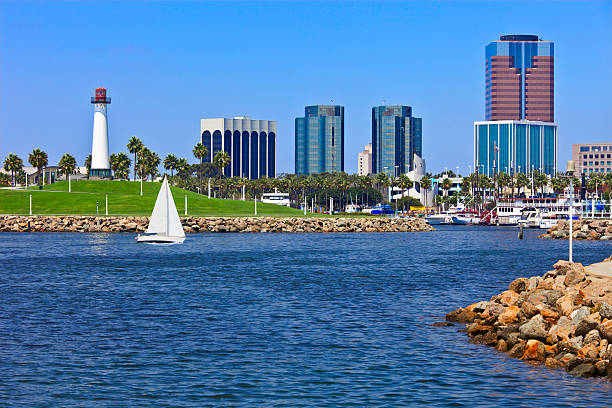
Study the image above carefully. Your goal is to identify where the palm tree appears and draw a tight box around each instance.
[496,171,511,198]
[147,152,161,181]
[420,175,432,209]
[3,153,23,186]
[441,177,452,210]
[127,136,144,181]
[193,142,208,192]
[28,149,48,186]
[136,147,151,180]
[550,177,567,194]
[213,151,231,178]
[163,154,178,177]
[515,173,530,195]
[375,173,389,202]
[84,154,92,178]
[58,153,76,180]
[111,152,131,179]
[534,171,549,196]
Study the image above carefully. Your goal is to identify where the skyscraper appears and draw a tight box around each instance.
[486,35,554,122]
[476,35,557,177]
[295,105,344,175]
[371,105,422,176]
[200,117,276,179]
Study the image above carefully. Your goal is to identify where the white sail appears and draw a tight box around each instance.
[165,180,185,238]
[146,177,185,238]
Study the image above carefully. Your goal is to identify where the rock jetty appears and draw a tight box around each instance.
[0,215,434,233]
[540,219,612,240]
[446,257,612,380]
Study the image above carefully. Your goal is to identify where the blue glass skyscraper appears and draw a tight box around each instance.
[371,105,422,176]
[295,105,344,175]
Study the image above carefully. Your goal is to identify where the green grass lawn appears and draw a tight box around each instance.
[0,180,308,217]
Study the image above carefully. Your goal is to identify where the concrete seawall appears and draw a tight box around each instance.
[0,215,434,233]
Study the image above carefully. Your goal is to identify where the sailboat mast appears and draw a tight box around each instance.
[166,180,170,236]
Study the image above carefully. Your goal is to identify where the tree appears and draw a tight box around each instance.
[147,151,161,180]
[136,147,151,180]
[213,151,231,178]
[375,173,390,202]
[110,152,131,179]
[3,153,23,186]
[163,154,178,177]
[496,171,511,198]
[550,177,568,194]
[440,177,452,210]
[58,153,77,180]
[127,136,144,181]
[420,175,432,208]
[193,142,208,191]
[534,171,549,196]
[28,149,48,186]
[515,173,530,195]
[84,154,92,177]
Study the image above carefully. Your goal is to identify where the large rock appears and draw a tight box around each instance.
[484,302,506,317]
[583,329,601,345]
[564,264,586,286]
[498,306,520,325]
[599,301,612,320]
[446,308,476,323]
[520,315,548,340]
[575,318,599,338]
[569,363,595,378]
[570,306,591,322]
[509,278,529,294]
[498,290,520,306]
[521,339,546,361]
[549,316,576,342]
[599,320,612,342]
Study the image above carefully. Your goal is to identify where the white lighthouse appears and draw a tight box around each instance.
[90,87,111,178]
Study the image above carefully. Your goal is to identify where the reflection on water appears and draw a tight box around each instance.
[1,227,611,407]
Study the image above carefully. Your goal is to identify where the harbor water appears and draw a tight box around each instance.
[1,227,611,406]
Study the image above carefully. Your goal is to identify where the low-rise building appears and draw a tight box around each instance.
[571,143,612,174]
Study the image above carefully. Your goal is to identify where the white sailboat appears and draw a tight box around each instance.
[137,176,185,244]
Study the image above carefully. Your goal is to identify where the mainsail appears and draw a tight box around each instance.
[146,177,185,238]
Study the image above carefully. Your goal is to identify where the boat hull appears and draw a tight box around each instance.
[136,234,185,244]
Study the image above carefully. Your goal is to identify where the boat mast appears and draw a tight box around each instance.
[166,179,170,236]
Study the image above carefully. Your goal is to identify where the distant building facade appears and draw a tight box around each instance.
[486,35,554,122]
[474,120,557,176]
[371,105,422,176]
[295,105,344,175]
[200,117,276,179]
[358,143,372,176]
[572,143,612,174]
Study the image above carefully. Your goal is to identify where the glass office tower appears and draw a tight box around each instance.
[295,105,344,175]
[474,120,557,176]
[371,105,422,176]
[485,35,554,122]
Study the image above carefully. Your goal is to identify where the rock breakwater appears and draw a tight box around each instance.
[446,257,612,380]
[0,215,434,233]
[540,219,612,240]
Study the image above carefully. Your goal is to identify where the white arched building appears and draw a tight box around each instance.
[200,117,276,179]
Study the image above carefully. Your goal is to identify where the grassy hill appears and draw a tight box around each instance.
[0,180,306,217]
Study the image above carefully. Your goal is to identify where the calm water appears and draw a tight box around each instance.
[1,227,611,407]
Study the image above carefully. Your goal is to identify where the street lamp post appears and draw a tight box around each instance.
[562,160,576,262]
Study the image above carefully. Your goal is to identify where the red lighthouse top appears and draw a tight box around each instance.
[91,87,111,104]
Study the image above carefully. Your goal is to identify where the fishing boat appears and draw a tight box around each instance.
[137,176,185,244]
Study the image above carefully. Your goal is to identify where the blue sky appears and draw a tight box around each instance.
[1,1,610,175]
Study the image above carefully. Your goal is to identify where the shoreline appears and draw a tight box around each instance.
[539,219,612,241]
[0,215,434,233]
[445,257,612,380]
